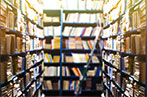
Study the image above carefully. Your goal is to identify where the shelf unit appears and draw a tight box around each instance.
[42,9,103,96]
[101,0,147,96]
[0,0,44,96]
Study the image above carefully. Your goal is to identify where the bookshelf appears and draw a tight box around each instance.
[101,0,147,96]
[0,0,44,96]
[42,9,103,96]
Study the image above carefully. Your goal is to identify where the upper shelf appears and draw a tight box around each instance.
[63,22,98,27]
[44,22,61,26]
[103,0,143,30]
[4,0,43,29]
[103,48,145,57]
[63,10,103,13]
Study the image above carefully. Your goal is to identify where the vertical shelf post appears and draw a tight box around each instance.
[60,9,63,96]
[145,0,147,96]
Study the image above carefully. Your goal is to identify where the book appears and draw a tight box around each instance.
[51,37,60,49]
[0,29,6,54]
[53,56,60,63]
[75,37,83,49]
[63,26,72,36]
[63,80,70,90]
[0,62,7,82]
[72,67,82,76]
[44,53,53,63]
[7,6,15,30]
[5,34,16,54]
[68,37,76,49]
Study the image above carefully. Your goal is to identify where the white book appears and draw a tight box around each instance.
[83,27,93,36]
[72,53,80,63]
[82,41,89,49]
[63,27,72,36]
[54,26,61,36]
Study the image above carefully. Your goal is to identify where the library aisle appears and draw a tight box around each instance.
[0,0,147,97]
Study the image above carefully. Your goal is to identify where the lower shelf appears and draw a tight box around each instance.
[42,89,102,96]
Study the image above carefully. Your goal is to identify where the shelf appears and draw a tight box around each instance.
[44,22,61,26]
[103,59,120,71]
[123,26,146,37]
[36,70,44,79]
[103,0,143,30]
[22,79,35,93]
[63,22,97,27]
[44,49,60,53]
[104,83,114,96]
[0,49,43,60]
[42,89,102,96]
[44,49,97,53]
[62,49,97,53]
[26,59,43,72]
[103,13,124,29]
[26,49,43,54]
[32,83,42,97]
[44,36,54,39]
[103,59,146,88]
[3,0,43,29]
[63,10,103,13]
[111,79,124,93]
[44,62,101,67]
[43,10,61,17]
[26,33,44,40]
[102,48,120,54]
[103,48,145,57]
[44,76,79,80]
[103,71,111,79]
[101,33,121,40]
[44,76,101,80]
[0,26,23,37]
[133,79,146,88]
[63,36,96,40]
[25,0,38,13]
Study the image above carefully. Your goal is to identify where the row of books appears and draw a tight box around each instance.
[0,31,25,54]
[63,38,95,49]
[27,21,44,37]
[103,0,124,16]
[44,53,100,63]
[0,0,43,33]
[103,0,146,33]
[103,51,146,83]
[102,37,121,51]
[44,26,61,36]
[64,13,99,23]
[43,14,60,23]
[102,22,119,38]
[102,31,146,55]
[21,0,43,26]
[44,65,101,77]
[44,26,100,37]
[26,36,44,51]
[0,53,43,83]
[44,78,103,91]
[43,0,103,10]
[44,37,60,49]
[0,30,44,55]
[63,26,100,37]
[124,33,145,54]
[105,71,145,97]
